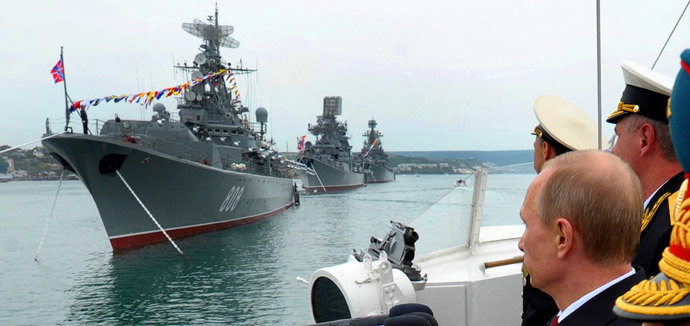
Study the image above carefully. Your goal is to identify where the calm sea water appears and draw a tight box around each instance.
[0,174,532,325]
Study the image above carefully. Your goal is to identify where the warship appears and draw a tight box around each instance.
[41,8,296,251]
[355,118,395,183]
[296,97,365,193]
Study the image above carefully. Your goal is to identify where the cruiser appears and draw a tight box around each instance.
[297,97,365,193]
[355,118,395,183]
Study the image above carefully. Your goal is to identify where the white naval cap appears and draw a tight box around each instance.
[533,95,606,151]
[606,60,673,123]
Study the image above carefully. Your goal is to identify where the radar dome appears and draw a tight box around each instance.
[255,107,268,123]
[152,103,166,113]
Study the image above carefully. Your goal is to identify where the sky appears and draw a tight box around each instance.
[1,0,689,152]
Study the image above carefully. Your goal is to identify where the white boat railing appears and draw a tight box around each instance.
[468,168,488,254]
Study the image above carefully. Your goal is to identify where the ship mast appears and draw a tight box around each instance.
[60,47,72,131]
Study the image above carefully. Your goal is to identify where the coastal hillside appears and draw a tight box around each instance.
[384,150,535,174]
[1,146,536,180]
[390,150,533,167]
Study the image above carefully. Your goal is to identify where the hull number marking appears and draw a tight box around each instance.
[220,186,244,212]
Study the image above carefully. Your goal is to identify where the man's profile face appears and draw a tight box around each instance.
[610,117,637,172]
[533,137,545,173]
[518,169,557,291]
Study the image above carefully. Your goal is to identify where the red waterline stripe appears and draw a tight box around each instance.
[366,179,394,184]
[110,202,294,251]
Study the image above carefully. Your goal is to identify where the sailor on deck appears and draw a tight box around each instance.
[523,95,605,326]
[613,49,690,326]
[80,107,88,135]
[607,60,684,278]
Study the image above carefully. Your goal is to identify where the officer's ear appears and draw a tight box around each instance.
[554,217,573,260]
[638,123,656,156]
[542,142,556,162]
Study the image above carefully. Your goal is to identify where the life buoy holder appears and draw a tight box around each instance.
[123,136,138,145]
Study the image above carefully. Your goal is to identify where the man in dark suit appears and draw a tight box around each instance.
[519,150,645,325]
[607,60,684,277]
[522,95,606,325]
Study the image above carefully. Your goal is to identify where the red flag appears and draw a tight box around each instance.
[51,59,65,83]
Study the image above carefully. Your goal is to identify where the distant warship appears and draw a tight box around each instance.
[296,97,365,193]
[42,8,295,250]
[356,118,395,183]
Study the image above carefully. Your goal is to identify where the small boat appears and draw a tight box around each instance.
[296,97,365,194]
[454,175,468,187]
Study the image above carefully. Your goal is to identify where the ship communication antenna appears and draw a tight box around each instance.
[182,10,240,51]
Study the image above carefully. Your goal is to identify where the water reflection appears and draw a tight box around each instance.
[67,219,292,325]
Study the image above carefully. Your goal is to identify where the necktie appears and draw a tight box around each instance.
[549,315,559,326]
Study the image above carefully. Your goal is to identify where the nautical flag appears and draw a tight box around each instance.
[51,59,65,83]
[70,100,82,112]
[297,135,307,151]
[362,138,378,158]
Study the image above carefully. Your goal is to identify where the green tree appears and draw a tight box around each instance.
[0,157,7,173]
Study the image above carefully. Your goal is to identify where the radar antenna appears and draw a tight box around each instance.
[182,8,240,49]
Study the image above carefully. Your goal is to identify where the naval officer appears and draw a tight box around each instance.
[614,49,690,326]
[607,60,684,277]
[531,95,606,172]
[522,95,606,326]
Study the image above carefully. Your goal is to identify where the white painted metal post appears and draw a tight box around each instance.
[468,168,488,254]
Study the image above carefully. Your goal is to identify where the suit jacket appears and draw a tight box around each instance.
[633,172,684,276]
[558,268,645,326]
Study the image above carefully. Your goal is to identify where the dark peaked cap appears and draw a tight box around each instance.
[607,60,673,124]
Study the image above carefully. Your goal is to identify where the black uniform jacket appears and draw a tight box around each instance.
[558,268,646,326]
[521,274,558,326]
[633,172,684,276]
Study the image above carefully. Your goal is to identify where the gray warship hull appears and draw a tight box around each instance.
[298,156,365,194]
[365,163,395,183]
[42,133,294,250]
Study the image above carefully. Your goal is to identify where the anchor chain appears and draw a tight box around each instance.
[35,170,65,262]
[115,170,186,258]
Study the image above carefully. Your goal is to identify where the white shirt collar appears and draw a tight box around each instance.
[644,178,672,208]
[557,267,635,322]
